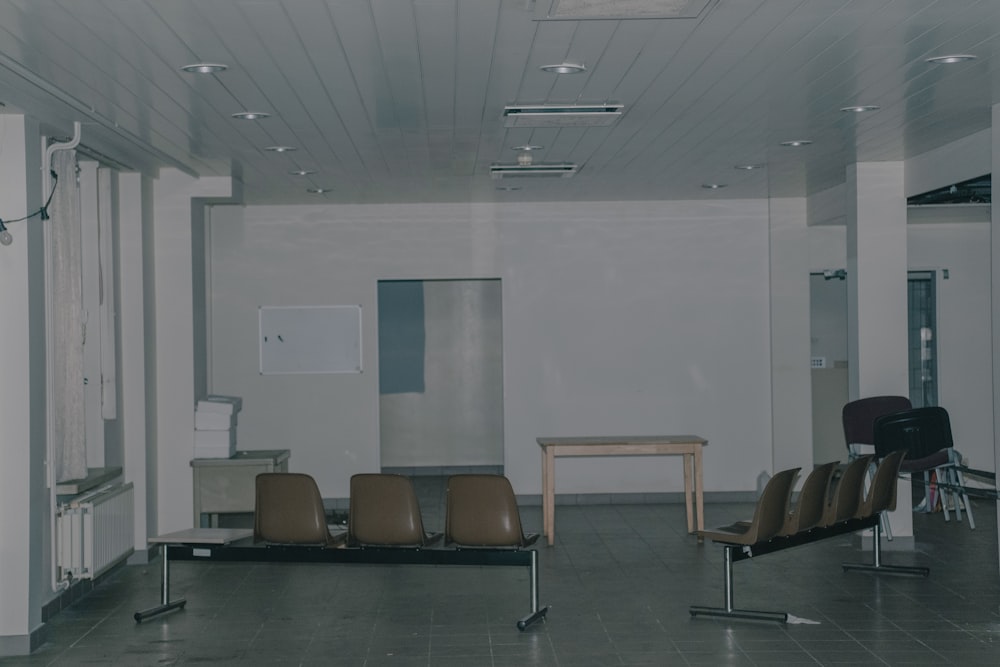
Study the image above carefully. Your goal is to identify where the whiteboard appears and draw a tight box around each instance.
[259,306,362,374]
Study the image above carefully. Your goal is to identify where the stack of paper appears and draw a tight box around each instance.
[194,395,242,458]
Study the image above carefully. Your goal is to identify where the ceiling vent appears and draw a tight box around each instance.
[547,0,714,19]
[502,104,624,128]
[490,163,578,179]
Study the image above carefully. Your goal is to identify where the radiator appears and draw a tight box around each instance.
[58,482,135,580]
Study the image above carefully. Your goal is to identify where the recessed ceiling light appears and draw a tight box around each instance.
[840,105,880,113]
[181,63,228,74]
[231,111,270,120]
[306,187,331,194]
[264,146,297,152]
[780,140,812,147]
[733,163,764,170]
[926,54,977,64]
[540,63,586,74]
[702,183,726,189]
[289,169,317,176]
[511,144,543,151]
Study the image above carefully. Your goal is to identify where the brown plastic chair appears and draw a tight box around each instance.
[445,474,538,548]
[347,473,441,547]
[254,472,345,547]
[698,467,800,547]
[779,461,839,536]
[690,467,799,622]
[821,455,872,527]
[843,449,929,577]
[856,449,907,519]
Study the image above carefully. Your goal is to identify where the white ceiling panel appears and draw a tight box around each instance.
[0,0,996,204]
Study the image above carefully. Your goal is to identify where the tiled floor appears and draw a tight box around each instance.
[5,478,999,666]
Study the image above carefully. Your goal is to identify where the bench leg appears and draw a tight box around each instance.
[134,544,187,622]
[689,546,788,623]
[517,550,549,630]
[842,520,929,577]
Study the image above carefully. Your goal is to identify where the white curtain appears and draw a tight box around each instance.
[50,149,87,482]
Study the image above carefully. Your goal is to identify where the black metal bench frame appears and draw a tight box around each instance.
[135,542,549,631]
[689,513,929,623]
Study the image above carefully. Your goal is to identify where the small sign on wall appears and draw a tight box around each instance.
[259,305,362,374]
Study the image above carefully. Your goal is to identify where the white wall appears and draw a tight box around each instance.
[151,171,232,534]
[0,115,45,650]
[208,200,774,498]
[908,223,994,472]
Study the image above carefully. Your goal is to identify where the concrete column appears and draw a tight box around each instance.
[118,171,152,557]
[151,170,231,534]
[769,197,813,476]
[0,115,46,655]
[845,161,913,541]
[992,104,1000,567]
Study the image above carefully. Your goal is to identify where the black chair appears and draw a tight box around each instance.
[873,406,974,529]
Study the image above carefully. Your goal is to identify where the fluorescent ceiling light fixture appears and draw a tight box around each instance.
[264,146,296,152]
[701,183,726,189]
[232,111,270,120]
[181,63,228,74]
[540,63,586,74]
[548,0,713,19]
[503,104,624,128]
[511,144,544,151]
[289,169,316,176]
[734,163,764,170]
[840,105,880,113]
[490,162,578,179]
[306,187,331,193]
[926,54,977,64]
[780,139,812,147]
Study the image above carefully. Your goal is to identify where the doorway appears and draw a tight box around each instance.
[377,278,504,473]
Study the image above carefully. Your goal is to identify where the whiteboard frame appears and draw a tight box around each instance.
[258,305,363,375]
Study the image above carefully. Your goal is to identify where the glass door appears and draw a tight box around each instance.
[907,271,937,407]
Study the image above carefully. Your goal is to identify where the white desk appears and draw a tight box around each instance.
[191,450,289,526]
[536,435,707,546]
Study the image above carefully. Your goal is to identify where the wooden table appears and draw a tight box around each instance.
[537,435,707,546]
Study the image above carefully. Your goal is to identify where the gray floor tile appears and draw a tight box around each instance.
[10,479,998,667]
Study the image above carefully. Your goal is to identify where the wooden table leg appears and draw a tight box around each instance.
[694,444,704,541]
[683,452,694,533]
[543,447,555,546]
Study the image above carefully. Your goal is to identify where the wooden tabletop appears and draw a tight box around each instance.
[537,435,707,447]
